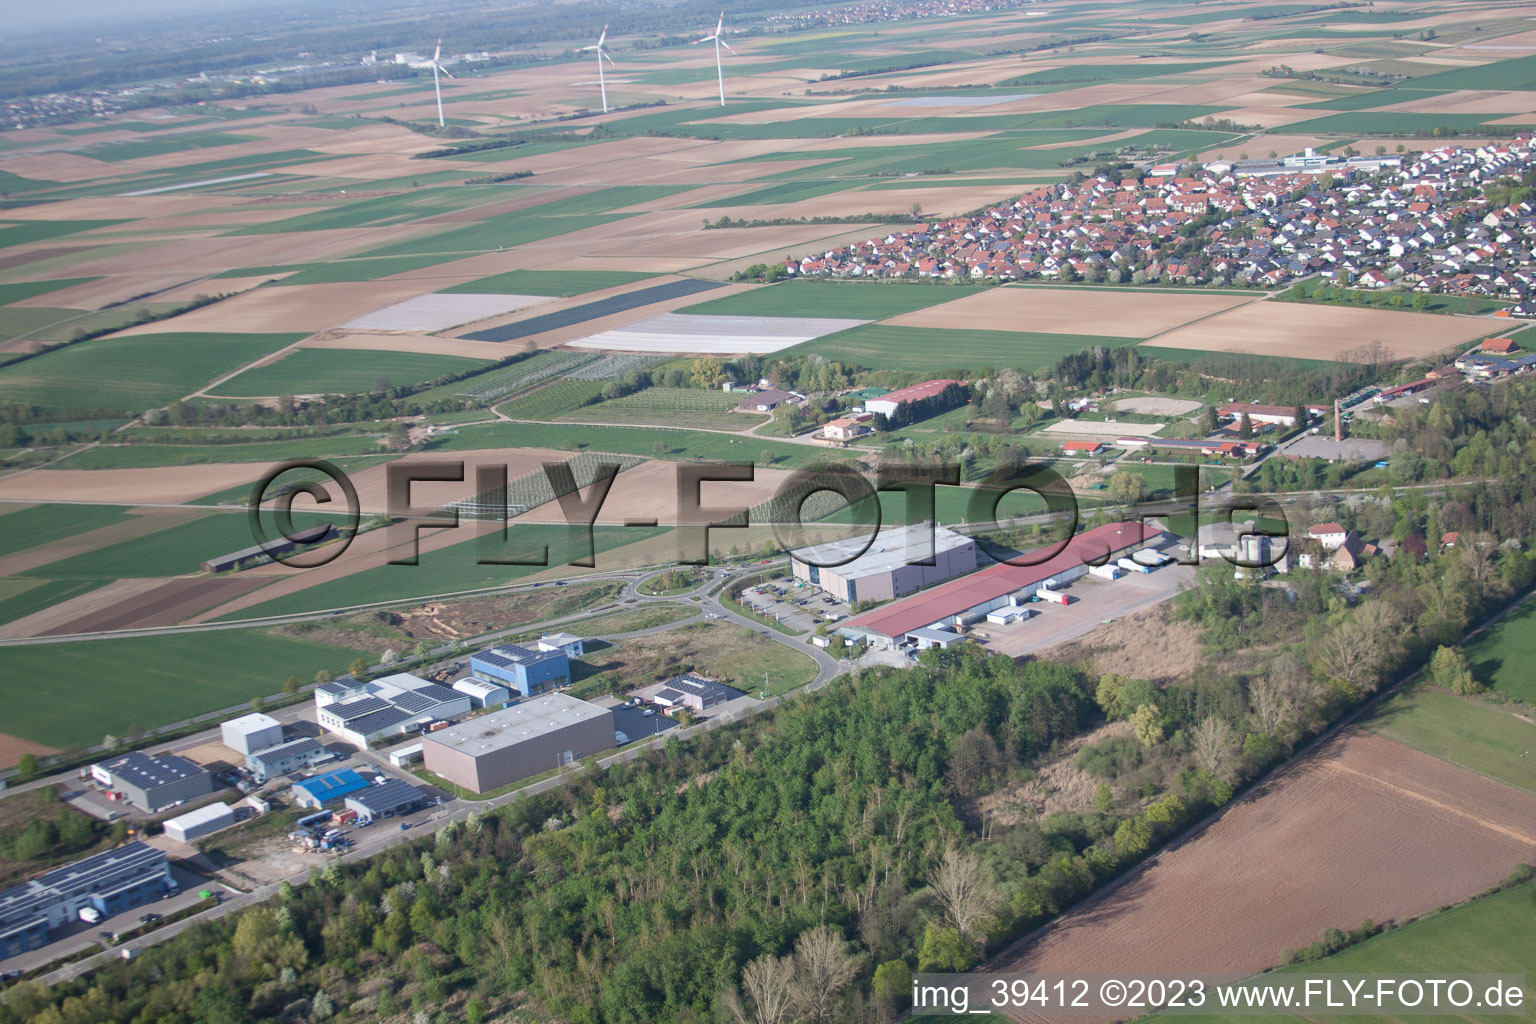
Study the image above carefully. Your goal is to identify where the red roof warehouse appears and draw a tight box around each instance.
[839,521,1152,643]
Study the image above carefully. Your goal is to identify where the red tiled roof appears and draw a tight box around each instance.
[872,379,965,406]
[841,522,1150,639]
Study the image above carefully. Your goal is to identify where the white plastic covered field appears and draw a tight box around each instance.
[341,293,547,332]
[566,312,869,354]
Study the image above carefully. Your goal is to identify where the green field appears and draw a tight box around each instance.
[212,349,491,398]
[0,219,122,249]
[0,504,130,557]
[0,332,303,412]
[783,323,1140,373]
[0,277,97,305]
[437,269,656,296]
[694,178,867,207]
[1155,886,1536,1024]
[79,132,256,162]
[1369,684,1536,794]
[1462,597,1536,703]
[679,279,985,319]
[0,629,372,748]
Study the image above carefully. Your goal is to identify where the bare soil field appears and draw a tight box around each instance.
[0,464,285,506]
[1143,301,1498,361]
[0,506,205,577]
[0,733,59,769]
[112,277,446,336]
[519,459,799,526]
[888,287,1255,338]
[1040,420,1165,437]
[25,576,274,636]
[0,577,168,640]
[1194,133,1329,162]
[1379,89,1536,114]
[1110,396,1202,416]
[993,730,1536,983]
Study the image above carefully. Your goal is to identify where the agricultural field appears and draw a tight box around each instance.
[0,628,372,749]
[569,386,764,431]
[0,332,303,412]
[1369,683,1536,795]
[783,323,1140,373]
[1157,886,1536,1024]
[1459,596,1536,705]
[212,348,491,398]
[995,731,1536,979]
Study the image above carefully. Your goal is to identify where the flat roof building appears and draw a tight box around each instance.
[470,644,571,698]
[220,712,283,756]
[245,737,333,782]
[90,752,215,813]
[422,694,612,794]
[0,842,170,960]
[292,769,371,809]
[791,522,976,605]
[201,522,334,574]
[344,779,432,821]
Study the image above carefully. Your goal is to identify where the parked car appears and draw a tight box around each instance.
[138,912,161,924]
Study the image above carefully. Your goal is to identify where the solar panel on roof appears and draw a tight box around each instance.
[391,691,435,714]
[330,696,389,721]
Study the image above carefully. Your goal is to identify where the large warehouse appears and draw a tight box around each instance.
[422,694,612,794]
[90,752,215,813]
[791,522,976,603]
[839,521,1155,648]
[0,842,171,960]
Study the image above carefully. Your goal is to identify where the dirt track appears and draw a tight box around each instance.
[994,730,1536,990]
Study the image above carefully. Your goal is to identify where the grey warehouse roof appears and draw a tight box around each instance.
[423,693,609,755]
[347,778,429,815]
[98,751,207,790]
[791,522,973,581]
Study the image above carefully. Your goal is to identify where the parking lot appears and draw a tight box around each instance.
[737,576,850,632]
[974,562,1197,658]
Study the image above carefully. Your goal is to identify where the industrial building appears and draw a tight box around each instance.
[791,522,976,604]
[838,521,1154,649]
[452,678,511,709]
[245,737,334,783]
[344,779,433,822]
[292,769,371,809]
[90,752,215,813]
[163,802,235,843]
[864,379,965,419]
[314,672,472,748]
[470,644,571,698]
[201,522,334,573]
[0,843,171,960]
[220,712,284,756]
[422,694,612,794]
[651,674,732,712]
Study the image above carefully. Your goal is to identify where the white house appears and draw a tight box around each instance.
[1308,522,1349,551]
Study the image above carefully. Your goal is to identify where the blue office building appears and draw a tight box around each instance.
[471,644,571,698]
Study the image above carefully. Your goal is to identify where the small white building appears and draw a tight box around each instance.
[1308,523,1349,551]
[537,633,585,657]
[452,678,511,709]
[162,802,235,843]
[220,713,283,756]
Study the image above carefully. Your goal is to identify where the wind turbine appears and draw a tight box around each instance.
[694,11,736,107]
[581,25,617,114]
[429,39,454,128]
